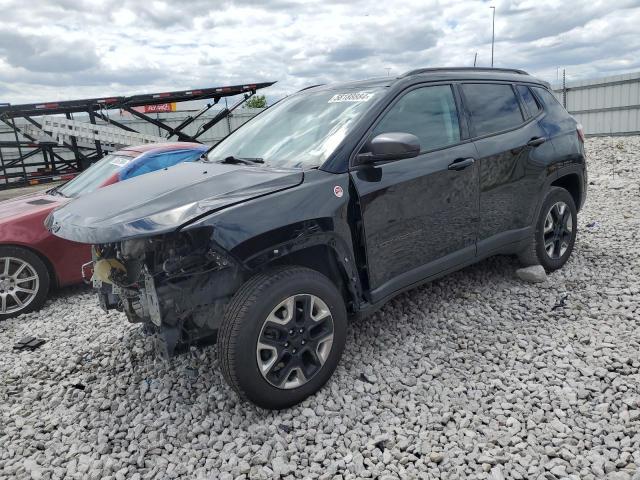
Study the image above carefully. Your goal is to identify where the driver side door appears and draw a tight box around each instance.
[349,84,479,303]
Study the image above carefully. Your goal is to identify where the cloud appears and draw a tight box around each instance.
[0,67,169,89]
[327,45,375,62]
[0,30,99,73]
[0,0,638,104]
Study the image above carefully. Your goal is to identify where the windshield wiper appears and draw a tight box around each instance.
[48,185,66,197]
[219,155,264,165]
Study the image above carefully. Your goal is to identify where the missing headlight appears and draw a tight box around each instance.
[92,227,245,356]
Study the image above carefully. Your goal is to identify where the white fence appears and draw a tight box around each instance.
[106,108,263,145]
[553,71,640,136]
[22,116,169,148]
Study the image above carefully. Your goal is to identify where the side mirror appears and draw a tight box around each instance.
[356,132,420,165]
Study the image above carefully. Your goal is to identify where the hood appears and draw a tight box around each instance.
[46,161,303,244]
[0,191,66,223]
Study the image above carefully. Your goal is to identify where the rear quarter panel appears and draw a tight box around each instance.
[536,91,587,210]
[535,89,586,175]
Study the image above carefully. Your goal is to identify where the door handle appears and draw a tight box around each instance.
[448,157,475,171]
[527,136,546,147]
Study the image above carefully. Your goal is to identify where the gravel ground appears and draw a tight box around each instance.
[1,136,639,480]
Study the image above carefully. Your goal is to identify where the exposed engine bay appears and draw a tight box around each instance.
[91,227,244,356]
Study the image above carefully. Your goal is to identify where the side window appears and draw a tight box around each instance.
[516,85,542,118]
[531,86,567,116]
[461,83,524,137]
[371,85,460,152]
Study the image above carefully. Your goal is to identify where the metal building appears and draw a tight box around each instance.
[553,71,640,136]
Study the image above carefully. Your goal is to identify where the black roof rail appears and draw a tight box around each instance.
[401,67,529,77]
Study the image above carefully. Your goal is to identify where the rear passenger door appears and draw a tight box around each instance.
[350,84,479,301]
[460,82,554,255]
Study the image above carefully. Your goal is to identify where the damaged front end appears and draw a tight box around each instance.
[91,227,244,356]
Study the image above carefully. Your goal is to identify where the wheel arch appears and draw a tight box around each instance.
[247,241,360,314]
[0,242,58,288]
[551,173,583,211]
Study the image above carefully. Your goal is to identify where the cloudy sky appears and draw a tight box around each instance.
[0,0,639,105]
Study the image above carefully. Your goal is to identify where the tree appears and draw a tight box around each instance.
[244,94,267,109]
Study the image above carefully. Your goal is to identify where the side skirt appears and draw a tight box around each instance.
[354,227,532,320]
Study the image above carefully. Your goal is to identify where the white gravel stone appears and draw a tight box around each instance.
[1,136,639,479]
[515,264,547,283]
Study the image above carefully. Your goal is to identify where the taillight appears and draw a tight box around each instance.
[576,123,585,143]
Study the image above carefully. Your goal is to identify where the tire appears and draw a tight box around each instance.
[218,266,347,409]
[0,245,51,320]
[518,187,578,271]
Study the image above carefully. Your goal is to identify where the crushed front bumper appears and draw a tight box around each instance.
[90,229,245,356]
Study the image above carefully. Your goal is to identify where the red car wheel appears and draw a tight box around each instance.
[0,246,51,320]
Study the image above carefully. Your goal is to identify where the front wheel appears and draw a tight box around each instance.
[0,246,51,320]
[518,187,578,271]
[218,266,347,409]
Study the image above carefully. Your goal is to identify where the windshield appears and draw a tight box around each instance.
[206,87,384,168]
[57,153,135,198]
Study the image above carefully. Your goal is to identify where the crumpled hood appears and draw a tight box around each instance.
[46,161,303,244]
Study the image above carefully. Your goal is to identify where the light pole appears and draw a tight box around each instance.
[490,6,495,67]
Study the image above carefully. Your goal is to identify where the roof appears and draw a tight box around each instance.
[117,142,208,156]
[401,67,548,86]
[402,67,529,76]
[304,67,549,93]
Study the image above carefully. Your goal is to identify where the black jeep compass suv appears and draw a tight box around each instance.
[48,67,587,409]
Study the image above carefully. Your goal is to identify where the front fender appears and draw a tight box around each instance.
[182,169,362,297]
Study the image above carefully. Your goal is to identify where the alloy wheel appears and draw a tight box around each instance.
[256,294,334,389]
[0,257,40,315]
[543,201,573,259]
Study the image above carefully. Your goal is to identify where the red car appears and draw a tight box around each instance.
[0,142,208,319]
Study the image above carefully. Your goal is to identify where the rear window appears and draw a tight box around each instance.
[516,85,542,118]
[461,83,524,137]
[532,86,567,116]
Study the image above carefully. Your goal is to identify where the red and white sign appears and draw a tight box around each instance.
[141,102,177,113]
[125,103,177,115]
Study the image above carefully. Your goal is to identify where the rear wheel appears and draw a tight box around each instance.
[518,187,577,271]
[218,266,347,409]
[0,246,51,320]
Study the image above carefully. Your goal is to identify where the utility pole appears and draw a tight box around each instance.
[474,52,478,67]
[562,69,567,108]
[490,6,495,67]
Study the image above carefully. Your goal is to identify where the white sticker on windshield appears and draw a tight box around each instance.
[109,156,132,167]
[328,91,375,103]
